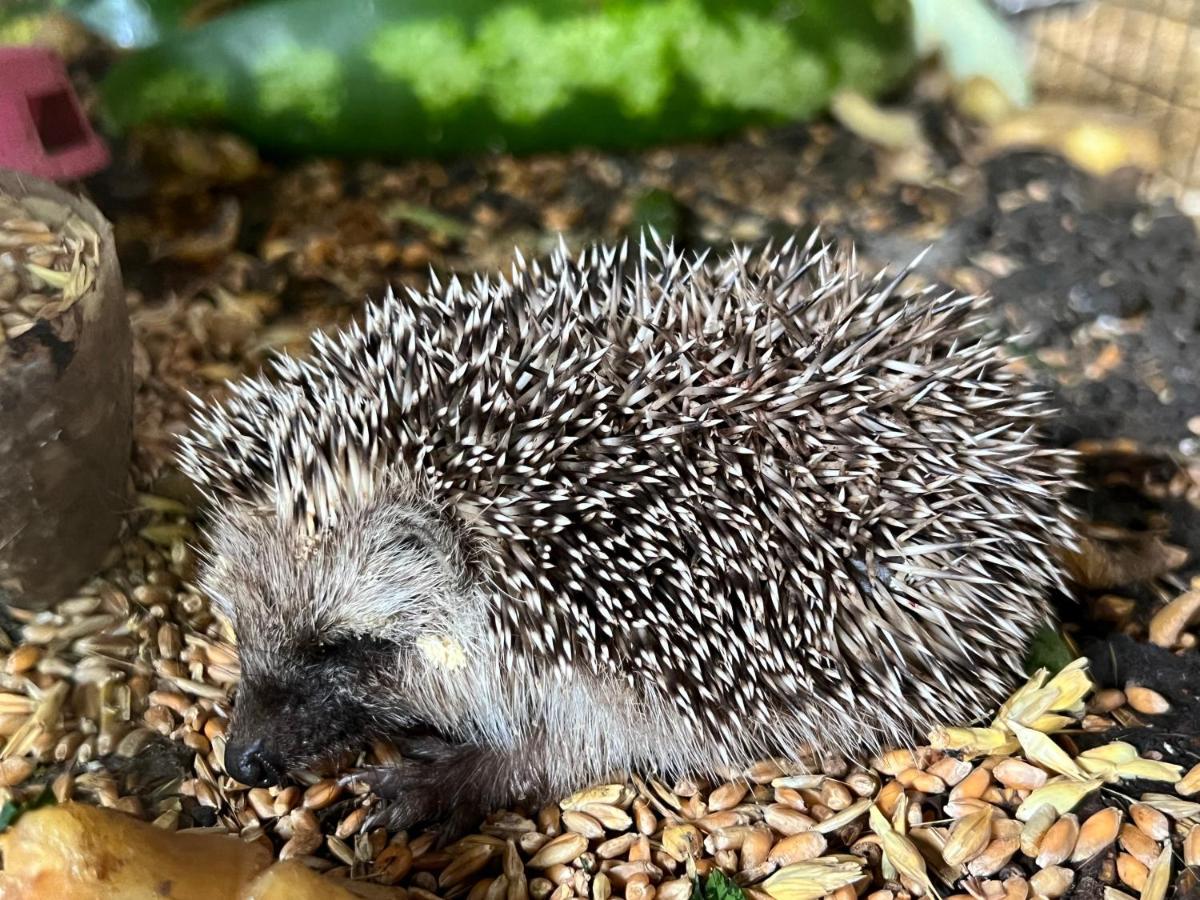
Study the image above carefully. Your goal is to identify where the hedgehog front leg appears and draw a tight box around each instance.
[351,737,547,843]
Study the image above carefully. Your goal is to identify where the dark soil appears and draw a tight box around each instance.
[959,152,1200,457]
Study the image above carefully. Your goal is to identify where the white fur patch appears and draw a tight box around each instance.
[417,633,467,671]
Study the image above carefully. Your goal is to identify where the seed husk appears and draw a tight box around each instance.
[582,803,632,831]
[1116,852,1149,891]
[0,757,35,786]
[740,827,774,869]
[942,805,993,867]
[813,798,871,834]
[302,778,342,810]
[561,785,630,811]
[764,805,816,835]
[1118,823,1161,868]
[661,824,702,862]
[563,810,605,839]
[1147,588,1200,648]
[869,806,934,897]
[1016,778,1102,820]
[1177,762,1200,797]
[768,832,828,866]
[327,835,356,866]
[1184,824,1199,867]
[709,781,749,811]
[440,844,494,888]
[1138,793,1200,820]
[1036,814,1079,867]
[1140,845,1171,900]
[528,833,588,869]
[966,835,1018,877]
[376,843,414,884]
[1072,807,1122,863]
[1030,865,1074,898]
[1124,686,1170,715]
[1128,803,1169,841]
[992,759,1047,791]
[760,855,865,900]
[1019,804,1057,856]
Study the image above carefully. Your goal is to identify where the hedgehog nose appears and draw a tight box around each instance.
[226,739,285,787]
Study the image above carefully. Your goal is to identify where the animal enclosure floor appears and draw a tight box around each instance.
[3,84,1199,899]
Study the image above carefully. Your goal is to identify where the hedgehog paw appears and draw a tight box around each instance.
[358,783,480,845]
[345,759,482,842]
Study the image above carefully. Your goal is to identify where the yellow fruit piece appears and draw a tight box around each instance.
[0,802,271,899]
[240,860,363,899]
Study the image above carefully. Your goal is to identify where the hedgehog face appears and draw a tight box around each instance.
[202,491,476,786]
[223,632,403,787]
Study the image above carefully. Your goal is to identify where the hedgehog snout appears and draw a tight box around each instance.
[226,737,286,787]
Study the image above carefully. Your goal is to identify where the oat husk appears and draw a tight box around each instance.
[0,170,132,611]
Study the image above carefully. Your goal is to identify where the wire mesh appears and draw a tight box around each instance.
[1023,0,1200,206]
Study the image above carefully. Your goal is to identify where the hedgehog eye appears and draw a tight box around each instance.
[308,640,340,663]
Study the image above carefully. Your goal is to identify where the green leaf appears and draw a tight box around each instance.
[1024,622,1077,677]
[705,870,748,900]
[0,785,56,832]
[99,0,916,159]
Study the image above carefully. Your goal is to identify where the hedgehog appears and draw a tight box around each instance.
[178,233,1076,835]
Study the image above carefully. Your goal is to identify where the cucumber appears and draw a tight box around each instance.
[100,0,915,158]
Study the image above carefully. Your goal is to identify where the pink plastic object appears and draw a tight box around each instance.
[0,46,109,181]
